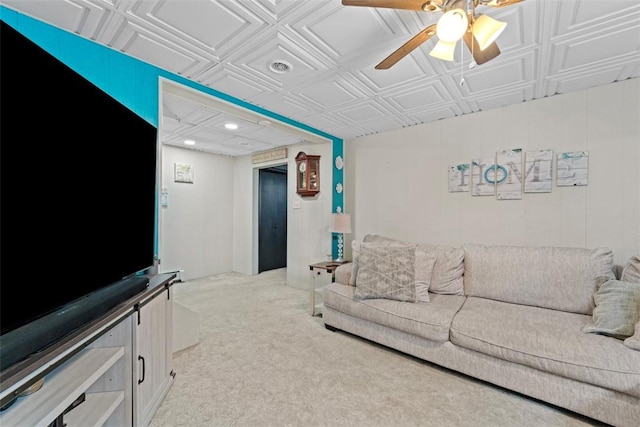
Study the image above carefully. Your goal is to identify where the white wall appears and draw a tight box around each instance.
[162,141,333,289]
[159,145,234,280]
[161,79,639,283]
[285,143,334,289]
[344,78,640,266]
[232,142,334,289]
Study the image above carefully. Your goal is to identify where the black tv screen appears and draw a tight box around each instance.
[0,21,158,364]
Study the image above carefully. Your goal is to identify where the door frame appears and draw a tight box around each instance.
[252,161,288,275]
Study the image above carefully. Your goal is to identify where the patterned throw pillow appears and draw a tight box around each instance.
[354,242,418,302]
[362,235,464,295]
[350,235,419,287]
[582,279,640,339]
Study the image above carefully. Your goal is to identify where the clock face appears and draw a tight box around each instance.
[298,162,306,173]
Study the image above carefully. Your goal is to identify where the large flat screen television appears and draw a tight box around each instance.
[0,20,158,380]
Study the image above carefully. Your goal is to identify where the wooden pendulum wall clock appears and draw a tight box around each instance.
[295,151,320,197]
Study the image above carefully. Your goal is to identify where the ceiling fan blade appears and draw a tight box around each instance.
[463,31,500,65]
[342,0,440,12]
[375,24,438,69]
[482,0,525,8]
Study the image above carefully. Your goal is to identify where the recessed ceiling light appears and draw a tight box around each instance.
[184,139,195,146]
[225,122,239,130]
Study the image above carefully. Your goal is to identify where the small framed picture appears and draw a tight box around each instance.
[174,163,194,183]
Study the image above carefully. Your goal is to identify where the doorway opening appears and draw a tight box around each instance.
[258,165,288,273]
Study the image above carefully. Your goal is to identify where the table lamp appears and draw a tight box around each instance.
[329,213,352,262]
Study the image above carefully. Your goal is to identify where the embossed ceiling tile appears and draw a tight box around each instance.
[243,126,301,145]
[254,93,316,121]
[555,0,640,32]
[471,87,535,113]
[222,136,273,151]
[163,93,211,121]
[459,55,533,94]
[1,0,104,35]
[296,77,364,109]
[290,3,395,62]
[160,116,182,133]
[199,141,250,156]
[336,100,392,123]
[549,26,640,75]
[188,127,236,144]
[199,69,274,102]
[296,112,368,138]
[227,30,329,91]
[210,115,265,134]
[160,121,198,140]
[108,22,211,76]
[355,54,438,92]
[162,125,218,146]
[256,0,315,21]
[127,0,268,59]
[482,1,537,49]
[550,67,630,95]
[174,108,219,129]
[385,81,450,111]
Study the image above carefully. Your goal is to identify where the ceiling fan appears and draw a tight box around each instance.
[342,0,524,69]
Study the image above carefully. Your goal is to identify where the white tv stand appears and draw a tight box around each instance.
[0,273,176,427]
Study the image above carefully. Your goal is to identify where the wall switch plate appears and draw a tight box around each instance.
[292,201,301,209]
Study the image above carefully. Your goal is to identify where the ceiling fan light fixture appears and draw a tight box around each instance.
[436,8,469,42]
[421,1,441,12]
[429,39,456,61]
[472,14,507,51]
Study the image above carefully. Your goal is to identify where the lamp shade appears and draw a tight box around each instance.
[429,39,456,61]
[329,213,352,234]
[436,8,468,42]
[472,14,507,51]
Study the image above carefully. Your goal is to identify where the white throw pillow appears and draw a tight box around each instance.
[622,255,640,283]
[582,279,640,339]
[624,321,640,351]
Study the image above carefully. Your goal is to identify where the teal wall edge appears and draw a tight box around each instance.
[1,6,346,260]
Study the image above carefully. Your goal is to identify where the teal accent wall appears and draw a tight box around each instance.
[1,6,345,259]
[331,138,345,260]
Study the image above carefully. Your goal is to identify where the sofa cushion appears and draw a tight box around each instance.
[363,235,464,295]
[622,255,640,283]
[324,282,466,342]
[354,242,419,302]
[450,297,640,398]
[625,322,640,351]
[462,244,615,315]
[334,263,353,286]
[583,279,640,339]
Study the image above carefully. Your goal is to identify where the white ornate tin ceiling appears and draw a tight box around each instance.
[3,0,639,156]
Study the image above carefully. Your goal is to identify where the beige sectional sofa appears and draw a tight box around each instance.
[322,235,640,427]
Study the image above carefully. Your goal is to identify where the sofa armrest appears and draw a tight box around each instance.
[335,263,353,286]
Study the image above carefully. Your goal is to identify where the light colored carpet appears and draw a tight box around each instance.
[150,268,603,427]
